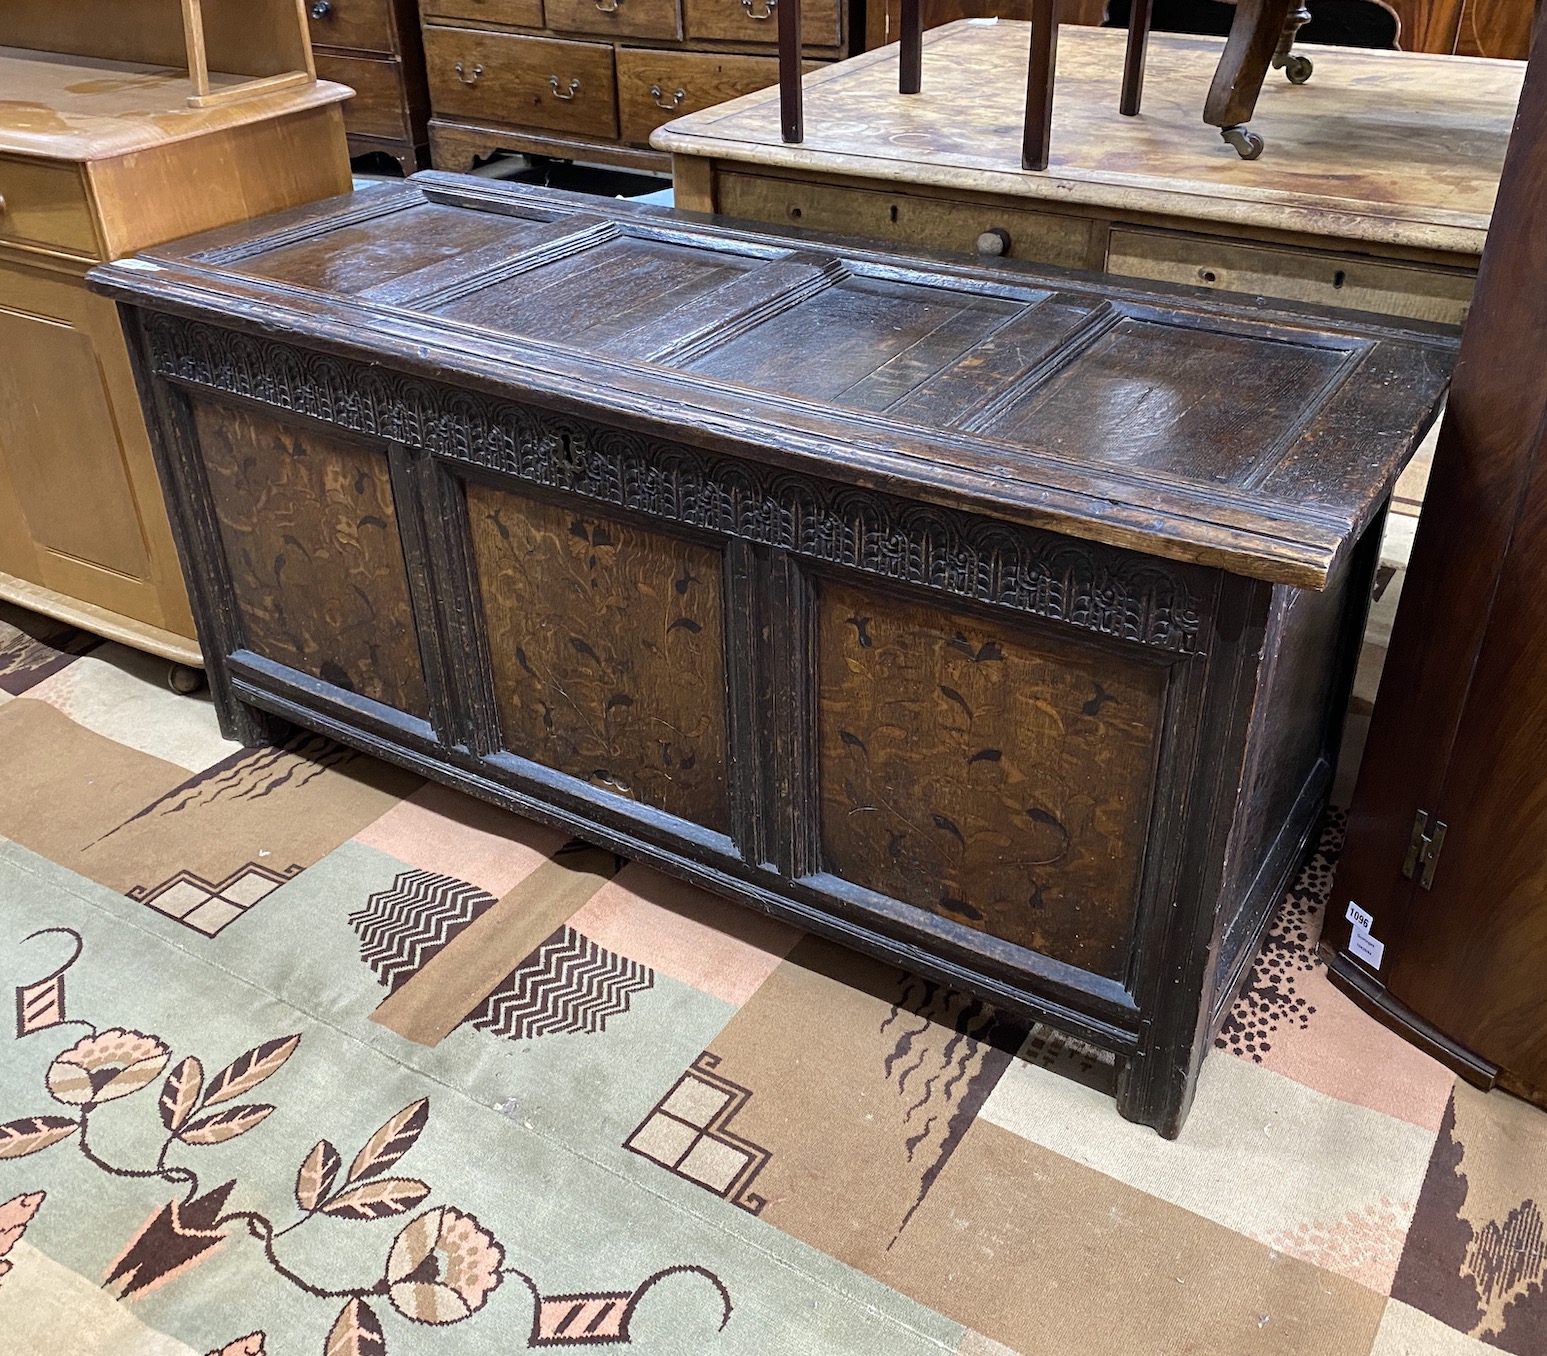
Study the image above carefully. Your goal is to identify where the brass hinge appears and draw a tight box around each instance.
[1401,809,1447,890]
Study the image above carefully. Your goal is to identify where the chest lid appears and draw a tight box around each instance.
[90,173,1456,589]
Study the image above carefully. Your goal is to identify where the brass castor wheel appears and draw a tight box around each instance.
[167,663,206,695]
[1222,125,1265,160]
[1282,53,1313,84]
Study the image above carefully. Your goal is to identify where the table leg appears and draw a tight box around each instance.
[900,0,922,94]
[1121,0,1153,117]
[1023,0,1060,172]
[1272,2,1314,84]
[1203,0,1294,156]
[779,0,803,143]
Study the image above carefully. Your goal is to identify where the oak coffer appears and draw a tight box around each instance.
[91,175,1454,1135]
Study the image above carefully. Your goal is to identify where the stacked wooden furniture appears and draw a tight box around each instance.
[93,173,1452,1133]
[419,0,861,174]
[308,0,431,173]
[657,22,1517,325]
[0,0,352,668]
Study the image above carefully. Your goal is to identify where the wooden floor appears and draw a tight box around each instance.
[656,22,1522,255]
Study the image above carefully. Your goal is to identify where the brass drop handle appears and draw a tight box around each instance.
[454,62,483,85]
[976,228,1011,257]
[595,0,622,11]
[551,75,581,100]
[651,84,687,111]
[742,0,777,18]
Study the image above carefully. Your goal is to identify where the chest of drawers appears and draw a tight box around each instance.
[94,175,1452,1133]
[309,0,432,173]
[421,0,854,173]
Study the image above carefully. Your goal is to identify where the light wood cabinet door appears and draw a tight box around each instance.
[0,257,193,637]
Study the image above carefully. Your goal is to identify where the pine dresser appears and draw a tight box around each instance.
[92,174,1453,1134]
[0,11,353,668]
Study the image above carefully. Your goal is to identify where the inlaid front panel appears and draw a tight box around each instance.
[467,484,730,832]
[817,580,1165,978]
[191,400,430,717]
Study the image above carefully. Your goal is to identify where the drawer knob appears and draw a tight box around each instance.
[976,228,1011,257]
[742,0,777,18]
[455,62,483,85]
[309,0,331,15]
[551,75,582,101]
[595,0,623,11]
[651,84,687,111]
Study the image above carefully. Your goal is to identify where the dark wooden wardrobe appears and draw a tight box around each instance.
[1325,11,1547,1109]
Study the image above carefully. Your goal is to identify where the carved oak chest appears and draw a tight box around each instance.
[91,175,1454,1135]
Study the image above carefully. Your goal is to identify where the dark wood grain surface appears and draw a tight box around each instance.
[817,578,1163,978]
[468,483,732,832]
[237,201,520,294]
[192,398,429,716]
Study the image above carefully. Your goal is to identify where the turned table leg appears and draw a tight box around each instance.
[1272,2,1314,84]
[1203,0,1295,158]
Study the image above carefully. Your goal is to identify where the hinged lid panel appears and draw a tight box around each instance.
[91,174,1457,589]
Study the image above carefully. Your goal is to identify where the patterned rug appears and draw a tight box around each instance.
[0,599,1543,1356]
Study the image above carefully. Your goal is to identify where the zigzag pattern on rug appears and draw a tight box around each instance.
[348,869,498,993]
[471,927,654,1041]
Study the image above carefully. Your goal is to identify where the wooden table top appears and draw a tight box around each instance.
[653,21,1523,257]
[0,47,352,161]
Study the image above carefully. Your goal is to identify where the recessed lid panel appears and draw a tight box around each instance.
[966,316,1362,485]
[220,200,530,296]
[430,234,755,349]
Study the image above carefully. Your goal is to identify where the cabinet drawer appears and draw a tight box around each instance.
[0,157,98,258]
[421,0,546,28]
[548,0,681,40]
[617,50,777,146]
[682,0,841,49]
[425,28,618,138]
[307,0,395,54]
[1106,227,1476,326]
[315,52,410,141]
[716,172,1097,270]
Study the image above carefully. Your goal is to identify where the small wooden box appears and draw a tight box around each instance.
[93,176,1452,1134]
